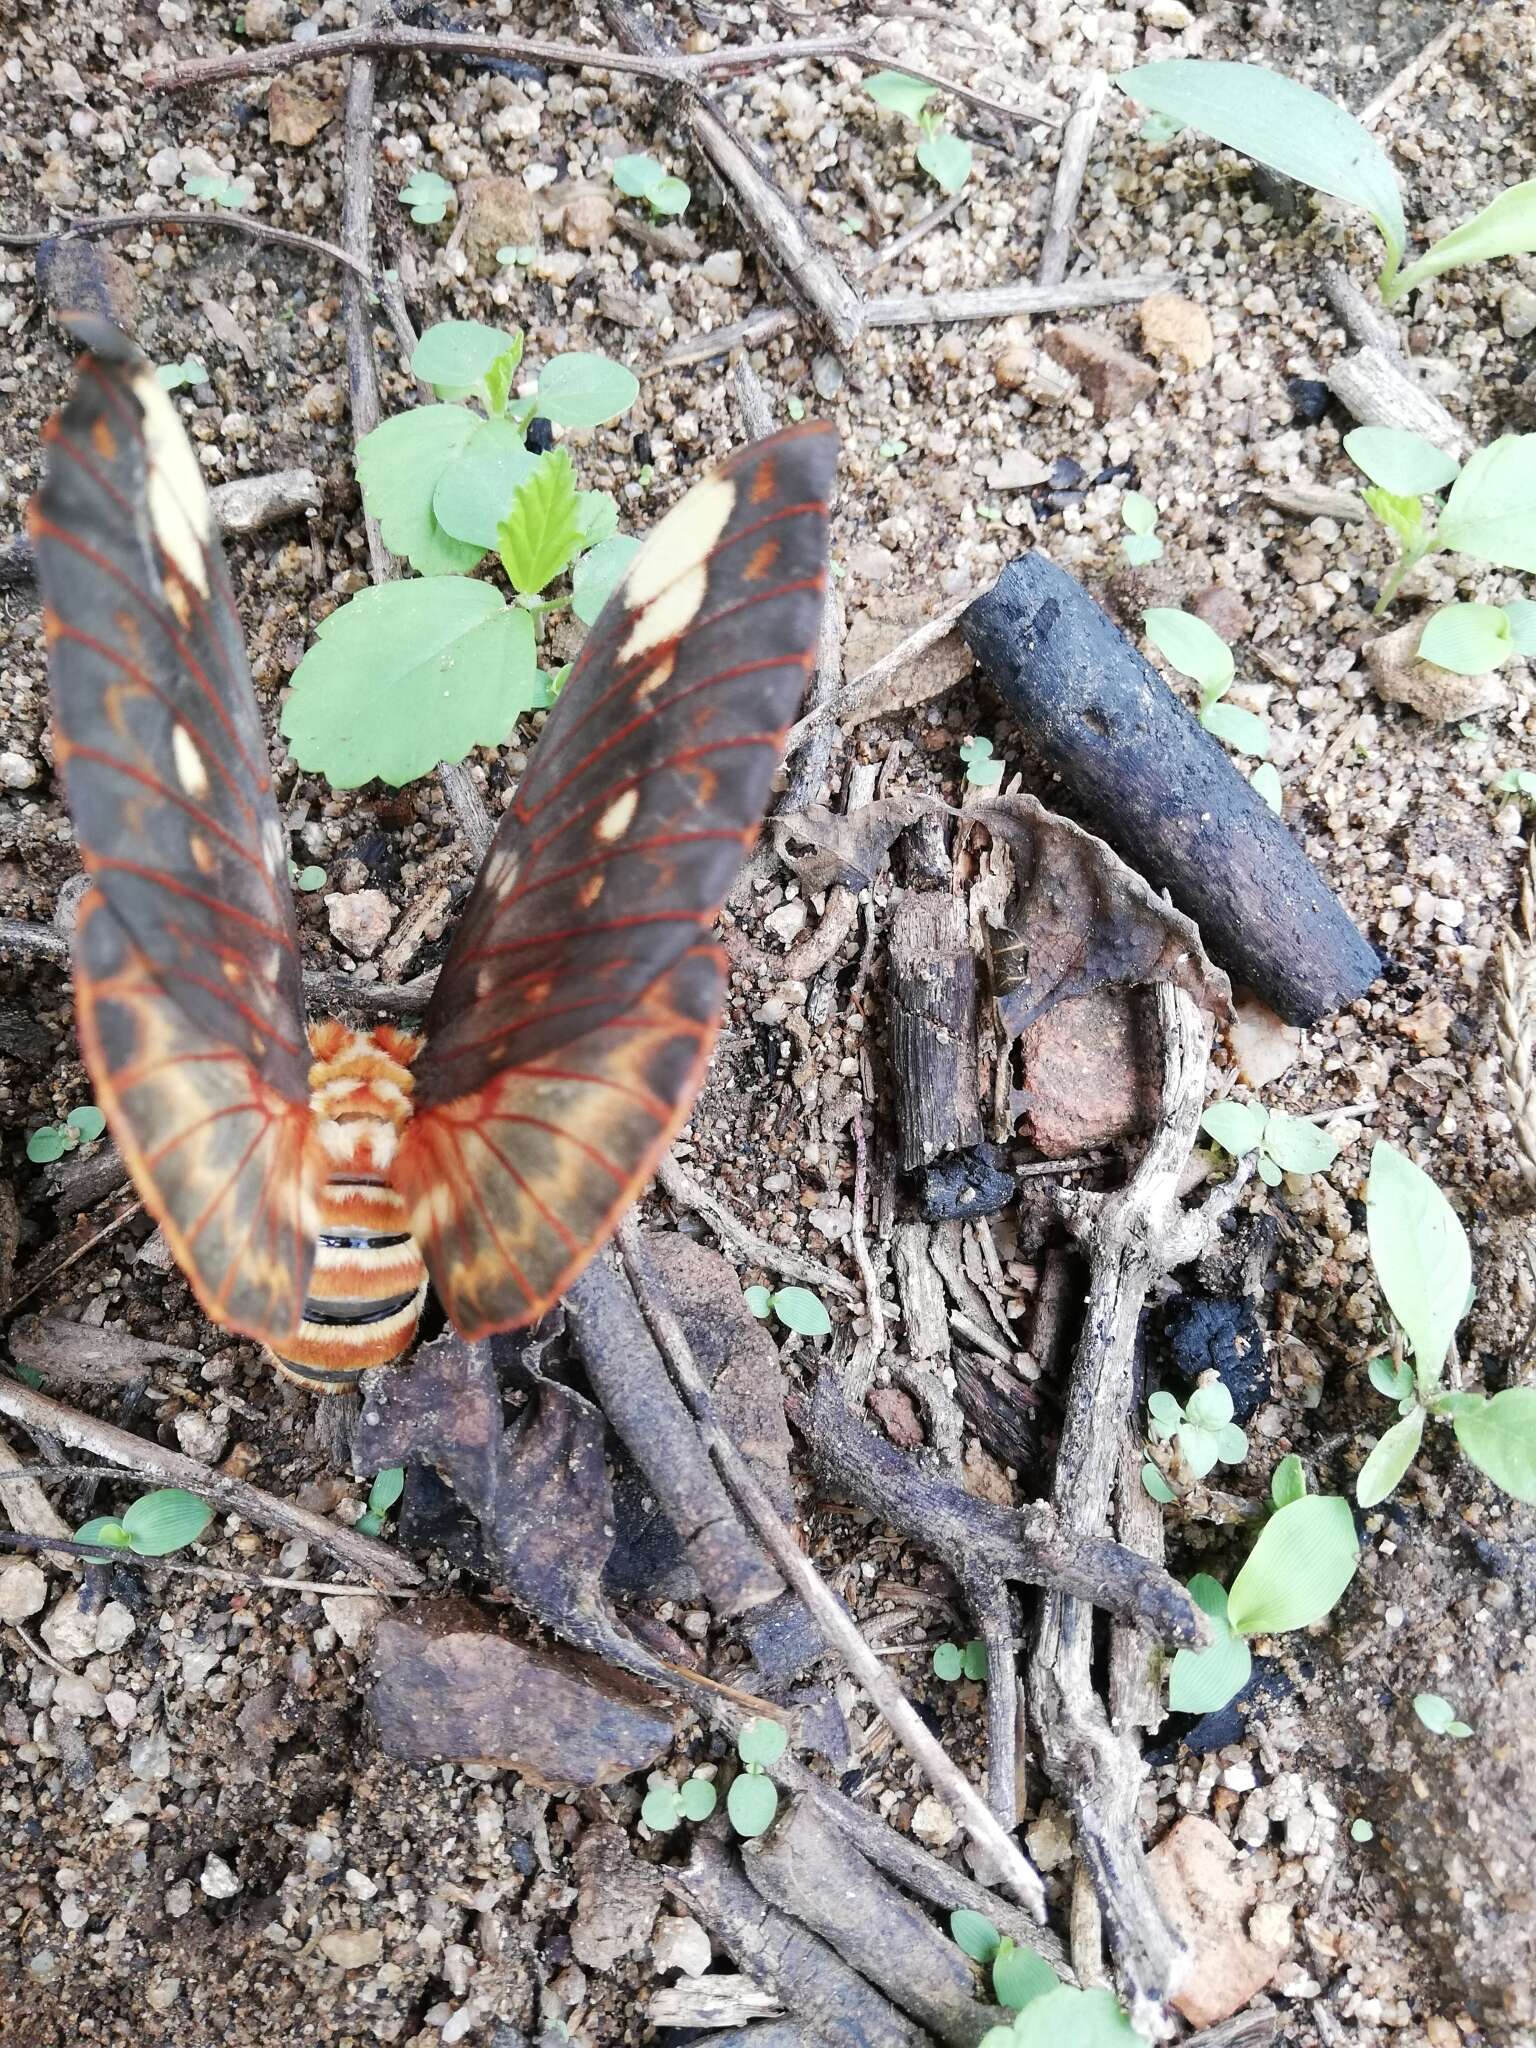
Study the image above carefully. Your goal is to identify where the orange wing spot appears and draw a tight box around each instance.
[578,871,606,910]
[189,832,217,876]
[221,958,248,984]
[91,416,118,463]
[635,654,676,703]
[743,538,780,582]
[749,460,778,505]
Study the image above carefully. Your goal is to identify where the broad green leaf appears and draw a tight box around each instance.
[1413,1691,1469,1736]
[612,153,665,199]
[1005,1982,1138,2048]
[1201,700,1270,758]
[1262,1110,1339,1175]
[1122,490,1158,534]
[651,175,691,216]
[932,1641,964,1681]
[121,1488,213,1556]
[1271,1453,1306,1508]
[575,489,620,548]
[678,1776,718,1821]
[26,1126,68,1163]
[726,1772,779,1838]
[1113,60,1406,280]
[864,69,937,122]
[950,1909,1002,1965]
[532,351,640,429]
[1356,1403,1425,1508]
[1389,178,1536,301]
[497,449,585,597]
[1418,602,1513,676]
[1501,598,1536,654]
[1366,1140,1471,1388]
[367,1466,405,1513]
[1343,426,1460,497]
[772,1286,831,1337]
[916,130,973,194]
[1201,1100,1268,1157]
[1453,1386,1536,1502]
[1437,435,1536,570]
[1368,1354,1414,1401]
[1122,532,1163,565]
[641,1784,682,1830]
[993,1940,1059,2010]
[1178,1421,1224,1480]
[743,1285,773,1318]
[1227,1494,1359,1636]
[1186,1383,1235,1429]
[282,580,540,787]
[75,1516,132,1548]
[1362,484,1427,548]
[736,1716,788,1767]
[410,319,521,398]
[1171,1572,1253,1720]
[356,406,486,574]
[1142,1462,1178,1503]
[431,417,540,551]
[1251,761,1283,813]
[1144,606,1235,693]
[571,535,643,626]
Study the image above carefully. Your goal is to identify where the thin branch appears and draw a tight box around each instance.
[0,1527,417,1599]
[656,1153,863,1303]
[1357,16,1461,128]
[1036,70,1107,287]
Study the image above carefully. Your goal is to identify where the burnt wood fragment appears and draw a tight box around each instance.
[888,892,982,1173]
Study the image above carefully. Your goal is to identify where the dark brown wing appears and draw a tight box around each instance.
[397,422,837,1336]
[28,324,320,1345]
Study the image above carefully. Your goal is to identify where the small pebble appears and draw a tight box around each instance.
[0,1562,48,1623]
[199,1854,242,1900]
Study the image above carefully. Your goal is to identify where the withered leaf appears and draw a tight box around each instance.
[770,796,928,895]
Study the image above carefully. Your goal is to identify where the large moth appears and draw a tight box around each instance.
[30,324,835,1389]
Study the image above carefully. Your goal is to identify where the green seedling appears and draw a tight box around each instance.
[281,320,640,788]
[290,862,326,892]
[640,1769,718,1831]
[864,71,973,196]
[1147,1382,1248,1481]
[355,1467,404,1538]
[1143,607,1270,760]
[726,1716,786,1838]
[1356,1141,1536,1508]
[611,152,691,219]
[156,357,208,392]
[743,1285,832,1337]
[1350,1817,1375,1843]
[1167,1496,1359,1713]
[1249,761,1283,814]
[932,1639,988,1683]
[496,244,538,267]
[1346,425,1536,613]
[76,1488,213,1558]
[1413,1692,1472,1739]
[1418,600,1536,676]
[26,1105,107,1164]
[1494,767,1536,808]
[1200,1098,1340,1187]
[1114,64,1536,304]
[1120,489,1163,565]
[977,1986,1138,2048]
[949,1910,1060,2013]
[184,172,251,209]
[959,734,1006,788]
[400,169,454,224]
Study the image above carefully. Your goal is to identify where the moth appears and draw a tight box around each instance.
[30,323,835,1391]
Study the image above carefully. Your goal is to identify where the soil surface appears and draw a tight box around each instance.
[1,3,1533,2047]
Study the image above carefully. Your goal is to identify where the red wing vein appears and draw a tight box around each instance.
[91,860,296,952]
[462,1125,584,1259]
[501,827,747,909]
[422,985,655,1065]
[131,960,305,1056]
[65,741,285,895]
[470,907,703,964]
[470,1107,634,1189]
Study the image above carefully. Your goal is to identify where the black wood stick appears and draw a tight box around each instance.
[960,553,1380,1025]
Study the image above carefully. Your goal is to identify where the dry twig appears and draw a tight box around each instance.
[1037,70,1107,287]
[1494,837,1536,1192]
[656,1154,862,1303]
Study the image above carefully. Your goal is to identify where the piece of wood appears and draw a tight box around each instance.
[888,893,982,1172]
[1326,344,1471,460]
[959,553,1380,1026]
[743,1796,1002,2046]
[1037,70,1107,286]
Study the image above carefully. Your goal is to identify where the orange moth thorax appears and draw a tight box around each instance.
[305,1021,423,1173]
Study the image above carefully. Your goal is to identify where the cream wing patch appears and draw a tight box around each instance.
[130,366,214,598]
[622,472,736,611]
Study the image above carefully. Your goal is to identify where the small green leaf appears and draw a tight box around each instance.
[1122,490,1158,535]
[1200,1100,1268,1158]
[65,1104,108,1142]
[356,405,488,575]
[1436,435,1536,571]
[497,243,538,266]
[1418,603,1513,676]
[649,175,691,217]
[1343,427,1460,496]
[482,343,525,418]
[1250,761,1283,813]
[950,1909,1002,1965]
[1350,1817,1374,1842]
[1356,1404,1425,1508]
[1168,1573,1254,1713]
[916,130,973,194]
[1186,1383,1235,1429]
[574,490,620,548]
[1214,1422,1249,1464]
[1261,1110,1339,1175]
[1501,598,1536,654]
[726,1771,780,1837]
[743,1285,773,1319]
[678,1776,718,1821]
[1142,1462,1178,1503]
[1271,1453,1306,1508]
[26,1127,68,1164]
[1413,1691,1471,1736]
[1362,484,1428,549]
[411,320,521,399]
[282,579,541,788]
[367,1467,405,1515]
[431,417,541,551]
[1453,1386,1536,1502]
[532,352,640,430]
[1147,1389,1183,1440]
[75,1516,133,1549]
[294,865,327,892]
[497,449,586,597]
[1227,1494,1359,1636]
[1257,1154,1283,1187]
[400,169,454,224]
[959,734,1006,788]
[1368,1355,1415,1401]
[771,1287,831,1337]
[961,1639,989,1682]
[736,1716,788,1768]
[993,1939,1059,2010]
[571,535,643,626]
[156,357,208,392]
[641,1784,683,1830]
[1366,1140,1471,1391]
[1112,59,1406,281]
[864,69,938,123]
[612,154,665,200]
[121,1488,213,1557]
[1144,606,1235,694]
[932,1641,964,1681]
[1177,1420,1224,1481]
[1200,699,1271,758]
[1390,178,1536,301]
[997,1984,1138,2048]
[1121,532,1164,566]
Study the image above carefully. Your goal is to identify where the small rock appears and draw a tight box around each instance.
[130,1724,173,1782]
[812,353,843,400]
[104,1690,138,1729]
[1500,282,1536,340]
[1043,324,1157,419]
[994,345,1032,391]
[701,249,743,288]
[40,1594,99,1663]
[1138,292,1215,371]
[984,448,1052,492]
[1026,1804,1074,1872]
[243,0,288,38]
[319,1927,384,1969]
[1190,584,1254,644]
[1398,995,1454,1055]
[962,1438,1014,1507]
[1365,619,1512,723]
[145,145,182,189]
[199,1854,241,1900]
[1148,1814,1284,2028]
[570,1822,663,1970]
[1286,375,1330,424]
[174,1408,228,1463]
[52,1673,107,1720]
[462,176,541,273]
[93,1601,136,1655]
[867,1386,924,1449]
[559,185,614,251]
[652,1913,712,1978]
[910,1795,957,1849]
[1227,996,1301,1088]
[0,749,38,790]
[321,1594,386,1650]
[846,541,896,585]
[0,1562,48,1622]
[764,901,807,948]
[326,889,394,959]
[266,78,337,148]
[1020,988,1159,1156]
[146,1980,182,2013]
